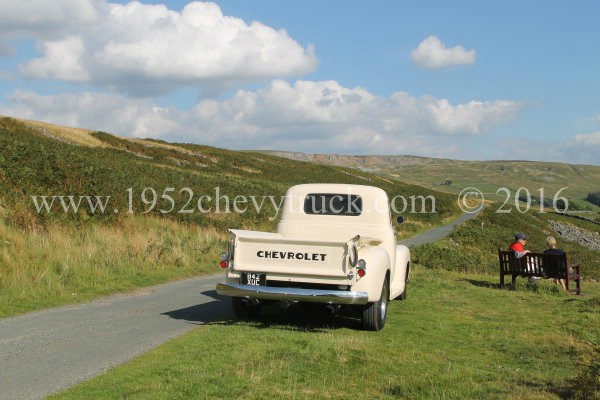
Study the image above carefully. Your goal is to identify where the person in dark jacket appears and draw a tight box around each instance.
[544,236,567,290]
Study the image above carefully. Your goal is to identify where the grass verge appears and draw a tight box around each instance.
[0,216,227,318]
[48,267,599,400]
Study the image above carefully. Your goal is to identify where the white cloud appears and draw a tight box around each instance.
[556,132,600,165]
[21,36,89,81]
[0,90,177,137]
[411,36,476,69]
[498,132,600,165]
[596,113,600,125]
[570,131,600,147]
[425,98,520,135]
[0,80,523,158]
[0,0,106,37]
[4,1,318,96]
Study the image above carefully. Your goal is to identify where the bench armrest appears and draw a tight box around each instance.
[568,263,580,276]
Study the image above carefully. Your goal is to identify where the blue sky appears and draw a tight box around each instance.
[1,0,599,164]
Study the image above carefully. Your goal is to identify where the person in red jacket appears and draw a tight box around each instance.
[509,232,530,258]
[510,232,537,281]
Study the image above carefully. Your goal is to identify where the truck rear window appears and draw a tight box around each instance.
[304,193,362,216]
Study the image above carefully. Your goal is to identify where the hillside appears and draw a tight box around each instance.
[0,116,458,317]
[413,206,600,280]
[265,151,600,215]
[0,117,458,230]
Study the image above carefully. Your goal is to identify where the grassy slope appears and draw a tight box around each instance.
[413,207,600,280]
[0,117,458,230]
[49,268,599,400]
[0,117,458,317]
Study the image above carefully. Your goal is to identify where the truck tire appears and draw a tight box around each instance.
[362,277,389,331]
[232,297,260,320]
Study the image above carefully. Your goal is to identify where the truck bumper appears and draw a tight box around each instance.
[216,283,369,305]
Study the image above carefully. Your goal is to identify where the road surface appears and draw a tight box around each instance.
[399,209,482,247]
[0,211,479,399]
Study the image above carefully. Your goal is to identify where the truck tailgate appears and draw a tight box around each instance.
[230,229,352,278]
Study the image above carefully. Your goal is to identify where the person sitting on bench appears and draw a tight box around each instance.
[509,232,537,282]
[543,236,567,290]
[509,232,530,258]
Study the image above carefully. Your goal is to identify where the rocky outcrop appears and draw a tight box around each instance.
[550,221,600,251]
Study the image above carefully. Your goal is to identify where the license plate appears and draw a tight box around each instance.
[241,273,266,286]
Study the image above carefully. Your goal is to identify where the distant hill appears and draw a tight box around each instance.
[265,151,600,215]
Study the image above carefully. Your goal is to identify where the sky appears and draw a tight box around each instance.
[1,0,599,165]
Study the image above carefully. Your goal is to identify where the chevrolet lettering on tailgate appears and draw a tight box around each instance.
[256,250,327,262]
[216,184,410,331]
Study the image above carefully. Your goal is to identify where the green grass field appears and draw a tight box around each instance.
[48,267,599,400]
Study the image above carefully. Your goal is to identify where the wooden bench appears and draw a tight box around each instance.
[498,249,581,294]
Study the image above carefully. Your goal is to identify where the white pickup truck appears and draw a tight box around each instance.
[216,184,410,330]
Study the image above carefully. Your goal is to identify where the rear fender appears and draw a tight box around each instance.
[390,244,410,298]
[351,246,390,302]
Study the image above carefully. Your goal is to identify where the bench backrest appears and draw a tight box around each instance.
[498,249,568,278]
[542,252,568,278]
[498,249,516,273]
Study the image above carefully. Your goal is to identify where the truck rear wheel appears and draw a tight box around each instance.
[362,277,389,331]
[232,297,261,320]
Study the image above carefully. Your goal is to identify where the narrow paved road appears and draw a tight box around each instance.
[0,211,480,400]
[0,275,227,400]
[399,209,482,248]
